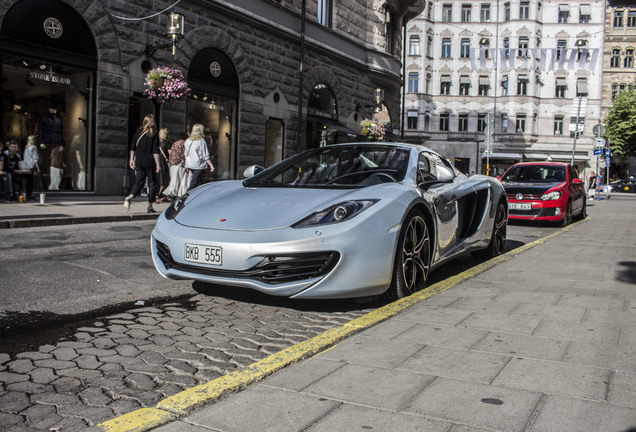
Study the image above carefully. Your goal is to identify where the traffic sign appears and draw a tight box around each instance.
[594,138,605,148]
[606,148,610,157]
[593,123,606,137]
[593,148,602,156]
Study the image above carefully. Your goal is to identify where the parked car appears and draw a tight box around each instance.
[499,162,586,226]
[152,143,508,300]
[610,178,636,193]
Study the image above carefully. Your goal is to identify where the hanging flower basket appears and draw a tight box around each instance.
[144,66,191,103]
[360,118,385,141]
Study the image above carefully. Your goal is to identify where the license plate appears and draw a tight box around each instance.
[509,202,531,210]
[184,243,223,266]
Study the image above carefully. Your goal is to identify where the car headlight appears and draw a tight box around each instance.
[541,191,561,201]
[293,200,378,228]
[165,193,190,220]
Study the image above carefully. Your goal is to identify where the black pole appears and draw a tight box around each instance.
[401,22,406,141]
[297,0,306,152]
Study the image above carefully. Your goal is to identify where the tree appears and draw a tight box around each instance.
[605,84,636,161]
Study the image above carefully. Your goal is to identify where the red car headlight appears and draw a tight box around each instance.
[541,191,561,201]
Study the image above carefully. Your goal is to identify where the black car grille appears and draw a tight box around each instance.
[507,193,542,201]
[155,240,340,284]
[509,207,559,217]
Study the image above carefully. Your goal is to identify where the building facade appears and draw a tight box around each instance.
[403,0,605,179]
[0,0,424,195]
[602,0,636,178]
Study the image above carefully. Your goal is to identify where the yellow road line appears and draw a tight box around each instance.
[92,219,583,431]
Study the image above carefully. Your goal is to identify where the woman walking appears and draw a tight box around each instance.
[184,124,214,190]
[156,128,170,202]
[123,114,160,213]
[163,131,188,199]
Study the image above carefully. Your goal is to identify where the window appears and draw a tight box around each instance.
[611,48,621,67]
[408,72,419,93]
[462,4,472,22]
[481,4,491,22]
[518,37,529,58]
[628,10,636,27]
[441,76,452,95]
[461,38,471,58]
[516,114,526,132]
[459,76,471,95]
[501,75,509,95]
[504,2,510,21]
[555,77,567,98]
[439,113,449,131]
[558,4,570,23]
[426,73,432,94]
[579,4,591,23]
[517,75,528,95]
[556,39,567,60]
[625,48,634,68]
[385,10,396,54]
[576,78,588,96]
[480,38,490,58]
[554,116,564,135]
[443,3,452,22]
[407,111,418,129]
[426,36,433,57]
[478,114,487,132]
[520,1,530,19]
[479,76,490,96]
[317,0,332,27]
[441,38,452,58]
[458,114,469,131]
[409,35,421,56]
[612,83,634,98]
[502,113,508,132]
[614,10,624,27]
[427,1,433,20]
[503,37,510,57]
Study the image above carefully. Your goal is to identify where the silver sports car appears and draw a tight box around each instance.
[151,143,508,300]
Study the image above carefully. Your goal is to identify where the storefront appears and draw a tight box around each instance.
[0,0,96,191]
[187,48,238,181]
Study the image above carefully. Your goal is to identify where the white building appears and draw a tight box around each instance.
[403,0,605,178]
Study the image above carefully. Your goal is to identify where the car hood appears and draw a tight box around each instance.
[502,181,564,196]
[175,181,368,230]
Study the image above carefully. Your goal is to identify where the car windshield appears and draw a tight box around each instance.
[244,145,410,188]
[502,165,566,183]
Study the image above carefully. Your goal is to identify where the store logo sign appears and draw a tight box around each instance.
[209,62,221,78]
[29,71,71,85]
[43,17,63,39]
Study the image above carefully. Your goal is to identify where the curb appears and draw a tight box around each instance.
[86,219,584,432]
[0,214,160,229]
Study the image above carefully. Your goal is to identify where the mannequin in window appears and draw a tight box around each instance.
[49,143,65,190]
[39,108,63,146]
[3,104,29,144]
[23,135,41,190]
[69,134,86,190]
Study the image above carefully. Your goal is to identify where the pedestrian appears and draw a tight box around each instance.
[123,114,160,213]
[23,135,40,191]
[184,124,214,190]
[49,143,65,190]
[163,131,188,199]
[0,154,12,201]
[587,171,597,200]
[3,140,34,199]
[156,127,170,202]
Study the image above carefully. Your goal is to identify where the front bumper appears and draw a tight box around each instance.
[150,213,400,299]
[507,200,564,222]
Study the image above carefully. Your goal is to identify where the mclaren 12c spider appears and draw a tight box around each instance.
[151,143,508,300]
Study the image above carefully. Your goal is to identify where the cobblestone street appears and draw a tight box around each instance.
[0,293,372,431]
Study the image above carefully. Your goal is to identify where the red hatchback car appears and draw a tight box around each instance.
[499,162,586,226]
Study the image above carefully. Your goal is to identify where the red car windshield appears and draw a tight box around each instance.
[502,165,566,183]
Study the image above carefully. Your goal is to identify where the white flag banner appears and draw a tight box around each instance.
[470,48,600,72]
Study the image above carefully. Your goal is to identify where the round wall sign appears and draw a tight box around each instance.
[209,62,221,77]
[43,17,63,39]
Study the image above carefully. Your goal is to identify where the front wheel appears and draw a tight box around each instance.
[477,201,507,259]
[385,210,431,301]
[561,202,572,227]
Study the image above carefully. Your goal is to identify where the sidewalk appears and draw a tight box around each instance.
[82,196,636,432]
[0,195,171,229]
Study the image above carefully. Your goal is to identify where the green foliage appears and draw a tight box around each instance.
[605,84,636,161]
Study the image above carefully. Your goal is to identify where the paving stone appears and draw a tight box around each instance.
[51,377,83,393]
[75,354,103,370]
[115,345,141,357]
[51,347,79,361]
[57,368,102,380]
[76,347,116,357]
[0,391,30,413]
[149,335,176,346]
[109,387,162,406]
[108,397,142,416]
[137,351,168,365]
[28,367,57,385]
[38,345,57,353]
[0,353,10,364]
[7,360,34,374]
[6,381,53,394]
[98,363,128,379]
[165,359,198,375]
[32,359,77,370]
[98,354,144,366]
[47,416,90,431]
[57,404,115,424]
[154,372,199,388]
[125,372,157,391]
[14,351,51,361]
[57,341,92,349]
[0,372,29,384]
[92,337,117,349]
[78,387,114,406]
[126,328,150,339]
[21,403,62,429]
[0,411,24,427]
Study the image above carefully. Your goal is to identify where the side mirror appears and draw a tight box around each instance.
[436,165,455,182]
[243,165,265,178]
[572,178,583,185]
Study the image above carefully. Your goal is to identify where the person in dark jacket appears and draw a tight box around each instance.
[123,114,160,213]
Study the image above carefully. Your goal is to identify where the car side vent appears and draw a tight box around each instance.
[155,240,174,269]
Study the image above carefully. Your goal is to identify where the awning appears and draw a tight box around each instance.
[407,111,418,117]
[556,77,567,86]
[479,76,490,85]
[483,153,522,159]
[559,4,570,12]
[460,76,471,84]
[441,75,452,82]
[518,75,529,81]
[547,154,589,161]
[577,80,588,94]
[523,153,549,160]
[580,4,591,14]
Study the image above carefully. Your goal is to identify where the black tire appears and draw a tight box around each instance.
[478,201,507,259]
[385,210,431,301]
[561,201,572,227]
[576,199,587,220]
